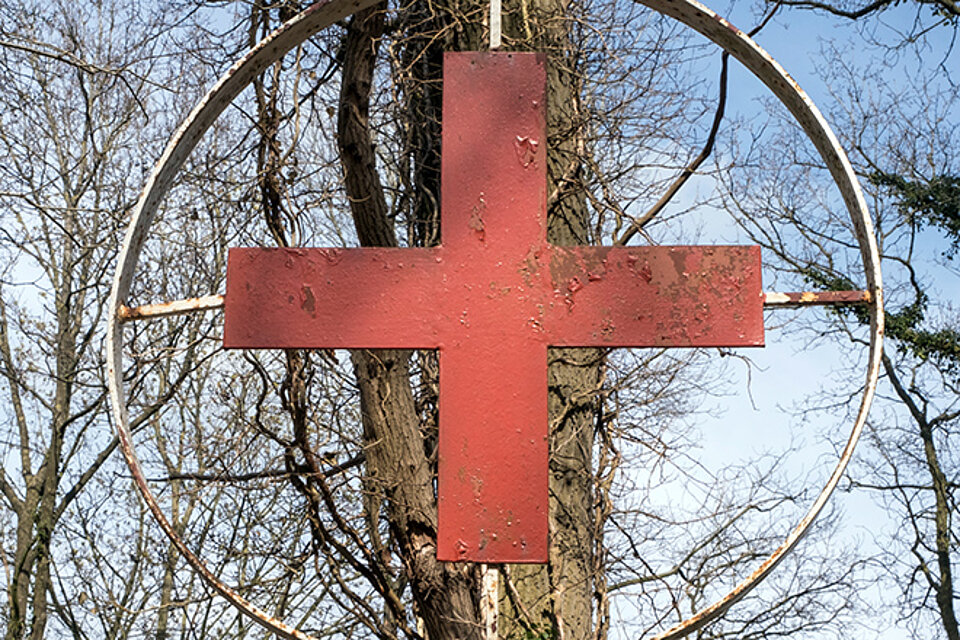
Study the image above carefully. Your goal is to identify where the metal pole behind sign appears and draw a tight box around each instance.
[480,564,499,640]
[490,0,501,49]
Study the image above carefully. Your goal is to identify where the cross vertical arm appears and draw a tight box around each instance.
[436,52,551,562]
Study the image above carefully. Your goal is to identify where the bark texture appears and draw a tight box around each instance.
[339,7,483,638]
[499,1,601,637]
[336,1,601,637]
[883,354,960,640]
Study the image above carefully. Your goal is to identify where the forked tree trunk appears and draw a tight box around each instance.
[337,2,600,637]
[339,7,484,637]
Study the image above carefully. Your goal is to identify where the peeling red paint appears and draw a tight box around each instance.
[514,135,539,167]
[223,52,764,564]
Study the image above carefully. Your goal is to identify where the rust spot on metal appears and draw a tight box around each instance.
[300,285,316,314]
[317,247,342,264]
[118,294,225,322]
[469,210,486,239]
[763,290,871,308]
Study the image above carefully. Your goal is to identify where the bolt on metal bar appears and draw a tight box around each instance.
[118,294,225,322]
[763,290,870,308]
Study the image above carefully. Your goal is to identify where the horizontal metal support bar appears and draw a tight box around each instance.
[763,290,870,308]
[120,289,871,323]
[118,294,225,322]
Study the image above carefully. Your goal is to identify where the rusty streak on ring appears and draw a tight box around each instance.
[106,0,884,638]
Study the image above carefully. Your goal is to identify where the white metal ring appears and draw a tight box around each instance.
[634,2,883,637]
[106,1,884,638]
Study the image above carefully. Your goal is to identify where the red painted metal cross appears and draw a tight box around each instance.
[223,52,763,563]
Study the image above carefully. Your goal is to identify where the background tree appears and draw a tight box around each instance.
[0,3,172,636]
[0,3,315,638]
[723,2,959,637]
[3,0,949,638]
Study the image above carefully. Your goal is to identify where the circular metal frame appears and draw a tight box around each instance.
[106,1,884,638]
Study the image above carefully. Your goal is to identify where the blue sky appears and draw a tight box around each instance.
[639,3,959,637]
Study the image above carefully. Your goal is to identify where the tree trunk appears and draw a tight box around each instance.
[4,204,81,640]
[338,1,600,637]
[499,0,600,637]
[882,353,960,640]
[339,7,484,637]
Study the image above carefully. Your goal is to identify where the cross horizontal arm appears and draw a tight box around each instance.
[223,247,445,349]
[545,245,764,347]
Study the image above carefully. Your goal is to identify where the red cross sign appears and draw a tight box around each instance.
[224,52,763,563]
